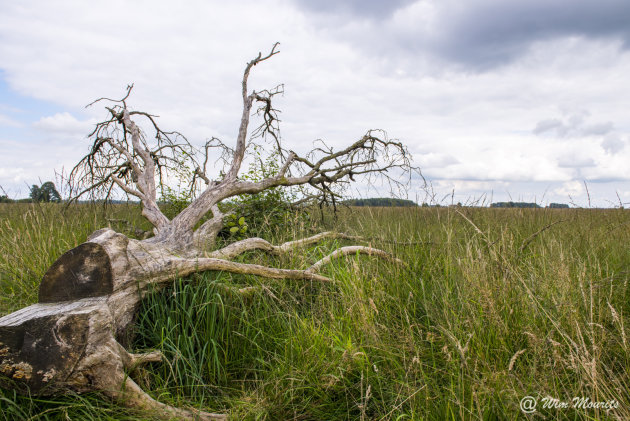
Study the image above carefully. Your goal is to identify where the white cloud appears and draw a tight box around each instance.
[33,112,92,136]
[534,119,564,136]
[417,152,459,168]
[0,166,26,183]
[557,155,596,168]
[0,113,22,127]
[533,111,615,139]
[554,180,584,197]
[0,1,630,206]
[601,133,626,154]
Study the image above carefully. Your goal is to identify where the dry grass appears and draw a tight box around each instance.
[1,203,629,420]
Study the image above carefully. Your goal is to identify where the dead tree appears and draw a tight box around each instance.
[0,44,415,420]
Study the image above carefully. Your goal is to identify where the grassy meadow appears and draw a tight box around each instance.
[1,202,629,420]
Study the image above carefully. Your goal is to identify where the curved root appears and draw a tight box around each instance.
[105,374,226,420]
[110,342,225,420]
[149,232,405,285]
[307,246,406,273]
[207,231,363,260]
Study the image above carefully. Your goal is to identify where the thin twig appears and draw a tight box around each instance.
[520,220,566,252]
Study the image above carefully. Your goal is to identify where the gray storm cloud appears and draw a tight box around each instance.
[290,0,417,19]
[533,113,615,139]
[430,0,630,68]
[292,0,630,70]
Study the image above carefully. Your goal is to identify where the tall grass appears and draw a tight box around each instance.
[0,203,150,314]
[1,204,629,419]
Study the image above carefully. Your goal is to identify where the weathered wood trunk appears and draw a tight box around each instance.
[0,226,369,419]
[0,228,227,419]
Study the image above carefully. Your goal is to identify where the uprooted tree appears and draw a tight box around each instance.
[0,44,415,420]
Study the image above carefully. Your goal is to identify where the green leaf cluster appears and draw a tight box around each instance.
[220,147,307,239]
[226,214,248,236]
[158,146,309,240]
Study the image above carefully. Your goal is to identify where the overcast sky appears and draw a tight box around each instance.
[1,0,630,206]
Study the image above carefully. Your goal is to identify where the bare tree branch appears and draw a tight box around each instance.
[67,42,417,250]
[226,42,281,181]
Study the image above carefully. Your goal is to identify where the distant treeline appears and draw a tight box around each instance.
[343,198,418,207]
[0,197,135,205]
[0,196,33,203]
[2,192,574,210]
[491,201,569,209]
[491,202,541,208]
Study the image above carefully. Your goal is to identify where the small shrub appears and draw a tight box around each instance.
[218,148,308,240]
[159,148,310,241]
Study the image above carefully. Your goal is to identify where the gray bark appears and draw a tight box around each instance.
[0,228,402,419]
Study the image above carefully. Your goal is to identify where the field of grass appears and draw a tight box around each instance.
[1,203,629,420]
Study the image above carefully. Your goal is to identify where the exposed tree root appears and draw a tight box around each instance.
[157,232,405,284]
[106,374,226,421]
[306,245,407,273]
[159,255,334,283]
[116,342,164,372]
[207,231,363,259]
[208,231,428,262]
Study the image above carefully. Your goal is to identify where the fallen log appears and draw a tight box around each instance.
[0,229,228,419]
[0,229,404,419]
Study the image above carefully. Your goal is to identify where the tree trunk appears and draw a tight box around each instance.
[0,227,399,419]
[0,228,227,419]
